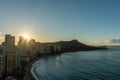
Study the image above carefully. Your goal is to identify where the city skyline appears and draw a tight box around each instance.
[0,0,120,45]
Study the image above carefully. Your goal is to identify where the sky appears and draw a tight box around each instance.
[0,0,120,45]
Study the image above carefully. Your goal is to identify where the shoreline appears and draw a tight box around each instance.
[23,54,57,80]
[24,48,108,80]
[24,51,66,80]
[31,66,39,80]
[23,56,43,80]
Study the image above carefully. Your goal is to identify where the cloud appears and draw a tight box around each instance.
[83,39,120,46]
[108,39,120,43]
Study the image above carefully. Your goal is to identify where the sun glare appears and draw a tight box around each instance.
[23,33,30,40]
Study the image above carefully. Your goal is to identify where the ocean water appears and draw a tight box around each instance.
[33,47,120,80]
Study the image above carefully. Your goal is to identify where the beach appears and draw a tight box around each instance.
[24,56,41,80]
[24,60,36,80]
[23,54,54,80]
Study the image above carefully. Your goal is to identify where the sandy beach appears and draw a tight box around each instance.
[24,60,36,80]
[23,54,53,80]
[23,56,41,80]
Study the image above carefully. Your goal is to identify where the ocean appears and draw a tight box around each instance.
[33,47,120,80]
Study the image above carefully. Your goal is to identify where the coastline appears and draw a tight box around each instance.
[31,66,39,80]
[23,47,120,80]
[23,47,108,80]
[23,54,57,80]
[23,56,39,80]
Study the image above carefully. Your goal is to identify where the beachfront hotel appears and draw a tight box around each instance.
[2,34,17,74]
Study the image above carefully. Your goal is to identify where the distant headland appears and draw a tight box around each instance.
[45,39,108,52]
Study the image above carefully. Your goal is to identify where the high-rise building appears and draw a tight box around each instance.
[18,36,24,45]
[0,54,5,76]
[18,36,27,48]
[2,34,16,75]
[17,36,29,71]
[5,34,15,47]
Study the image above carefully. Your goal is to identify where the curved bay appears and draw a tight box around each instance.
[33,47,120,80]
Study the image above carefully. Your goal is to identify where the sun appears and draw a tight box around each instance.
[23,33,30,40]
